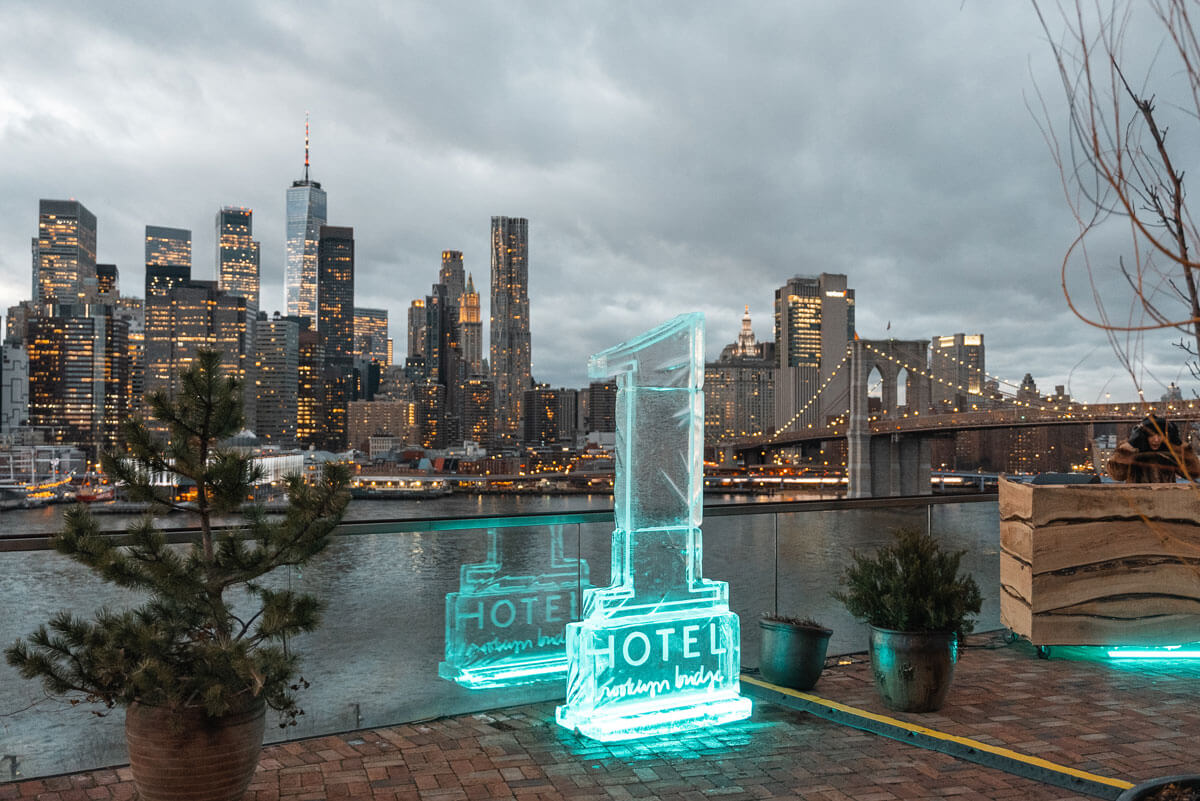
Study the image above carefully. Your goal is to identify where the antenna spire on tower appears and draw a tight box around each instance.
[304,112,310,182]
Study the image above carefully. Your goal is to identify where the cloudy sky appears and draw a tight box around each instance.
[2,1,1196,405]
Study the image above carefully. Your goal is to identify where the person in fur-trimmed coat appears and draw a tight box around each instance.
[1107,413,1200,483]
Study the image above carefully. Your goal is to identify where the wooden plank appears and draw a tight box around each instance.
[999,551,1031,602]
[999,479,1200,526]
[1024,519,1200,573]
[1028,613,1200,646]
[1028,561,1200,612]
[998,477,1033,521]
[999,520,1032,561]
[1050,595,1200,618]
[999,584,1032,639]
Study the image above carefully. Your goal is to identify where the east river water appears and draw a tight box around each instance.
[0,492,1001,781]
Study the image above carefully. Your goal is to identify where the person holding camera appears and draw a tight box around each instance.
[1107,413,1200,483]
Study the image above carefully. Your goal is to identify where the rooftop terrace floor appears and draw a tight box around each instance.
[5,633,1198,801]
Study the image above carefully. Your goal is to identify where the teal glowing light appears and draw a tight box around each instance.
[556,313,752,741]
[439,525,589,689]
[1106,644,1200,660]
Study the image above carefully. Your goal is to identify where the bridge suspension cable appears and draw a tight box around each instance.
[763,351,851,442]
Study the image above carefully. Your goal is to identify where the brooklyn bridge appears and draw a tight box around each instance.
[720,338,1200,498]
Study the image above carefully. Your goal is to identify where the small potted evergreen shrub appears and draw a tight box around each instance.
[5,350,350,801]
[758,614,832,691]
[833,527,981,712]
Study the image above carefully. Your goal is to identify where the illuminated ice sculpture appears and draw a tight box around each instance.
[556,312,752,741]
[440,525,589,688]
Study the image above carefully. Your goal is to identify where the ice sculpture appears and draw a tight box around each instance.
[440,525,589,688]
[555,312,752,740]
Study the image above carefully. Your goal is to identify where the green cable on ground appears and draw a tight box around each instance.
[740,675,1134,800]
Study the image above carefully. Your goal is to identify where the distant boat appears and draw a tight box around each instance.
[349,476,452,499]
[76,486,116,503]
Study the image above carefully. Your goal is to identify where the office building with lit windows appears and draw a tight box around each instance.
[217,207,261,430]
[415,380,446,449]
[461,376,494,448]
[930,333,985,412]
[216,207,260,312]
[774,273,854,432]
[255,313,300,447]
[144,281,248,402]
[113,296,144,415]
[317,226,354,450]
[144,226,193,396]
[459,274,483,376]
[95,264,118,299]
[33,199,97,306]
[440,250,465,310]
[706,306,775,444]
[296,326,324,449]
[407,299,426,361]
[285,125,327,327]
[522,384,560,445]
[354,307,389,365]
[26,307,129,456]
[489,216,531,447]
[587,381,616,433]
[144,225,192,291]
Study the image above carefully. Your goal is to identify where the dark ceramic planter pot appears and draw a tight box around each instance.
[125,699,266,801]
[867,626,958,712]
[758,619,833,690]
[1117,775,1200,800]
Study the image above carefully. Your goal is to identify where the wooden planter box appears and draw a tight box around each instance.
[999,477,1200,646]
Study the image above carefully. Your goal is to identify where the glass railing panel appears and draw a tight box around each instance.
[1,496,1002,782]
[929,499,1003,636]
[0,549,141,776]
[696,510,779,671]
[774,499,1001,657]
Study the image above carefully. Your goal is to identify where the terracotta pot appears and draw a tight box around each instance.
[868,626,958,712]
[125,699,266,801]
[758,619,832,690]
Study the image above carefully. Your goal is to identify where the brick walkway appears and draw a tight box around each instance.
[4,633,1199,800]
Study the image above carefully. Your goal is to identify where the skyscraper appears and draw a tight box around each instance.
[144,225,192,297]
[489,216,531,446]
[216,207,260,312]
[317,225,354,450]
[296,325,324,449]
[144,281,248,399]
[774,273,855,432]
[930,333,985,412]
[144,226,193,396]
[706,307,775,444]
[440,250,465,309]
[354,307,389,365]
[26,309,129,456]
[407,299,426,361]
[285,118,328,327]
[95,264,118,299]
[459,273,483,377]
[217,207,261,431]
[255,313,300,447]
[33,199,97,307]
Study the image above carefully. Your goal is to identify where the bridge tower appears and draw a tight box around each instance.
[847,339,933,498]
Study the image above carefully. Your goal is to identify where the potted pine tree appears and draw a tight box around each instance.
[5,350,350,801]
[833,527,981,713]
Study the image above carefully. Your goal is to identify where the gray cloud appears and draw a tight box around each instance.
[1,1,1195,406]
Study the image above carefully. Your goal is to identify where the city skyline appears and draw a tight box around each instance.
[2,3,1198,404]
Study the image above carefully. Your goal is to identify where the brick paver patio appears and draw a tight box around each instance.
[4,632,1198,800]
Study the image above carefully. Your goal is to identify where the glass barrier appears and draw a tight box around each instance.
[0,496,998,781]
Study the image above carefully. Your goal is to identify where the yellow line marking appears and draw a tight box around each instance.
[740,675,1134,790]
